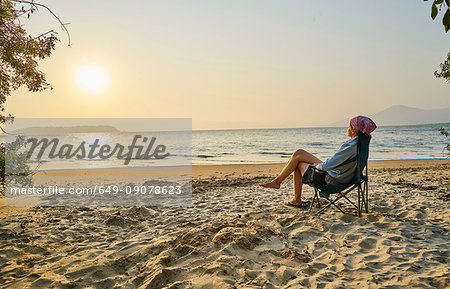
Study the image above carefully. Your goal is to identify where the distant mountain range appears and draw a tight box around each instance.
[329,105,450,127]
[9,125,119,135]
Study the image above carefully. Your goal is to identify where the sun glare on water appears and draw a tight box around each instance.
[77,65,108,93]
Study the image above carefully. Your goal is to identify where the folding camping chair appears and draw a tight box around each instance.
[306,133,371,217]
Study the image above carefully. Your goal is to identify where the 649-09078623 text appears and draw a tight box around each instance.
[7,185,184,196]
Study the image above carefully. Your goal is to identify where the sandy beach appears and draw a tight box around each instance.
[0,159,449,288]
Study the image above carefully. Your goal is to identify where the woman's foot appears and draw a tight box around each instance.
[284,200,311,208]
[260,180,281,189]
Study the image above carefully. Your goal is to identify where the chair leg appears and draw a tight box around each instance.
[318,198,346,214]
[358,185,362,218]
[311,184,366,216]
[361,184,366,211]
[318,191,351,214]
[308,188,318,214]
[317,185,358,215]
[365,181,369,213]
[341,194,358,210]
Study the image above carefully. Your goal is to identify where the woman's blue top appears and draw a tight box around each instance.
[316,136,359,184]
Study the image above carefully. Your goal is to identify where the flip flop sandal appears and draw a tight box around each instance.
[284,201,311,208]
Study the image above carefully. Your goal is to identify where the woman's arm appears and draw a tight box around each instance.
[316,138,358,172]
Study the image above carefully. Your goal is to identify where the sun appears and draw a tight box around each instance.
[77,65,108,93]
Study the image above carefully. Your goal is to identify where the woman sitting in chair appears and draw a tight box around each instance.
[260,116,376,208]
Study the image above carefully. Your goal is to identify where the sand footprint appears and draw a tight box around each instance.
[329,223,350,234]
[358,237,378,250]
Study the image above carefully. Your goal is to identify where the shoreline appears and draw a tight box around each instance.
[32,158,449,179]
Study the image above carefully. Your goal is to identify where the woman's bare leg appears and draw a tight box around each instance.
[289,162,311,205]
[260,149,322,189]
[292,166,302,203]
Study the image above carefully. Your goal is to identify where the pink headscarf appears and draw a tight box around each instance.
[350,116,377,135]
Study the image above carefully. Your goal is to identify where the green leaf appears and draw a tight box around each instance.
[432,4,438,19]
[443,9,450,32]
[446,0,450,7]
[434,0,443,4]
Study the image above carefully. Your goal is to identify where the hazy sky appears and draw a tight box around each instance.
[6,0,450,130]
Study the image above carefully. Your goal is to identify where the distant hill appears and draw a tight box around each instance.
[9,125,120,135]
[329,105,450,127]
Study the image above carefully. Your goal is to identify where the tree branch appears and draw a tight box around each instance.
[11,0,71,46]
[33,29,58,40]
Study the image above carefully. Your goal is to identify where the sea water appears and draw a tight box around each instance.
[192,123,449,165]
[11,123,449,170]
